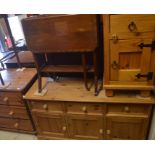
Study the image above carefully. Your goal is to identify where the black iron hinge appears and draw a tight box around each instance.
[138,41,155,50]
[135,72,153,80]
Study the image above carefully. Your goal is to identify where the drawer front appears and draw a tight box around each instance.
[66,102,104,115]
[0,117,33,131]
[107,104,150,115]
[30,101,64,113]
[0,105,29,119]
[0,92,23,106]
[110,15,155,39]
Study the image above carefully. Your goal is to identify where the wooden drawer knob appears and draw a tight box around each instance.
[43,104,48,110]
[106,130,111,135]
[99,129,103,134]
[82,106,87,112]
[124,106,130,112]
[62,126,67,132]
[9,111,14,116]
[112,34,118,43]
[14,123,19,128]
[3,97,8,102]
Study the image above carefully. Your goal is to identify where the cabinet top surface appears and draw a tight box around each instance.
[0,68,37,92]
[24,77,155,104]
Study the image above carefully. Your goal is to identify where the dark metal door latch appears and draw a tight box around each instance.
[135,72,153,80]
[138,41,155,50]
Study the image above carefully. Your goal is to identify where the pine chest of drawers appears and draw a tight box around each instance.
[103,15,155,97]
[0,68,36,133]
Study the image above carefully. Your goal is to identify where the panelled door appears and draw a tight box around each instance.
[67,114,104,140]
[106,115,148,140]
[110,39,154,84]
[32,112,68,139]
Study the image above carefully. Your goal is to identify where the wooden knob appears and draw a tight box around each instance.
[99,129,103,134]
[9,111,14,116]
[62,126,67,132]
[14,123,19,128]
[106,130,111,135]
[43,104,48,110]
[124,106,130,112]
[112,34,118,43]
[3,97,8,102]
[82,106,87,112]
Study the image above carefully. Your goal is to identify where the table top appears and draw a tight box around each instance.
[24,77,155,104]
[0,68,37,92]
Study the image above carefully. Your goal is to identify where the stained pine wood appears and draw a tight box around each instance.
[22,15,98,53]
[25,78,153,139]
[24,78,155,104]
[103,14,155,96]
[106,115,148,140]
[0,68,37,133]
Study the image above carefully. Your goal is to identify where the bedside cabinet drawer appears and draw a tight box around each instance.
[0,118,33,131]
[66,102,105,115]
[30,101,64,113]
[110,14,155,39]
[0,105,29,119]
[107,104,150,115]
[0,92,23,106]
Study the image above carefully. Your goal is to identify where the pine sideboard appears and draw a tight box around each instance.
[24,78,155,139]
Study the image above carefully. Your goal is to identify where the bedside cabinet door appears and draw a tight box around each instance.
[67,114,104,140]
[110,39,154,84]
[32,112,68,139]
[106,116,148,140]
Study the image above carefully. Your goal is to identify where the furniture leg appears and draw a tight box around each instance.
[82,53,89,91]
[33,54,42,93]
[93,52,98,96]
[140,90,150,97]
[0,73,5,85]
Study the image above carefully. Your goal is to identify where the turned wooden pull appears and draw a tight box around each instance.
[99,129,103,134]
[82,106,87,112]
[9,110,14,116]
[124,106,130,112]
[14,123,19,128]
[3,97,8,102]
[62,126,67,131]
[106,130,111,135]
[43,104,48,110]
[112,34,118,43]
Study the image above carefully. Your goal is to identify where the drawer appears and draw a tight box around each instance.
[0,117,33,131]
[0,105,29,119]
[0,92,24,106]
[30,101,64,113]
[66,102,104,115]
[107,104,150,115]
[110,15,155,39]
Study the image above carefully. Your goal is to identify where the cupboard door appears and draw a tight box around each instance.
[106,115,148,140]
[32,112,67,139]
[68,114,104,139]
[110,39,153,84]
